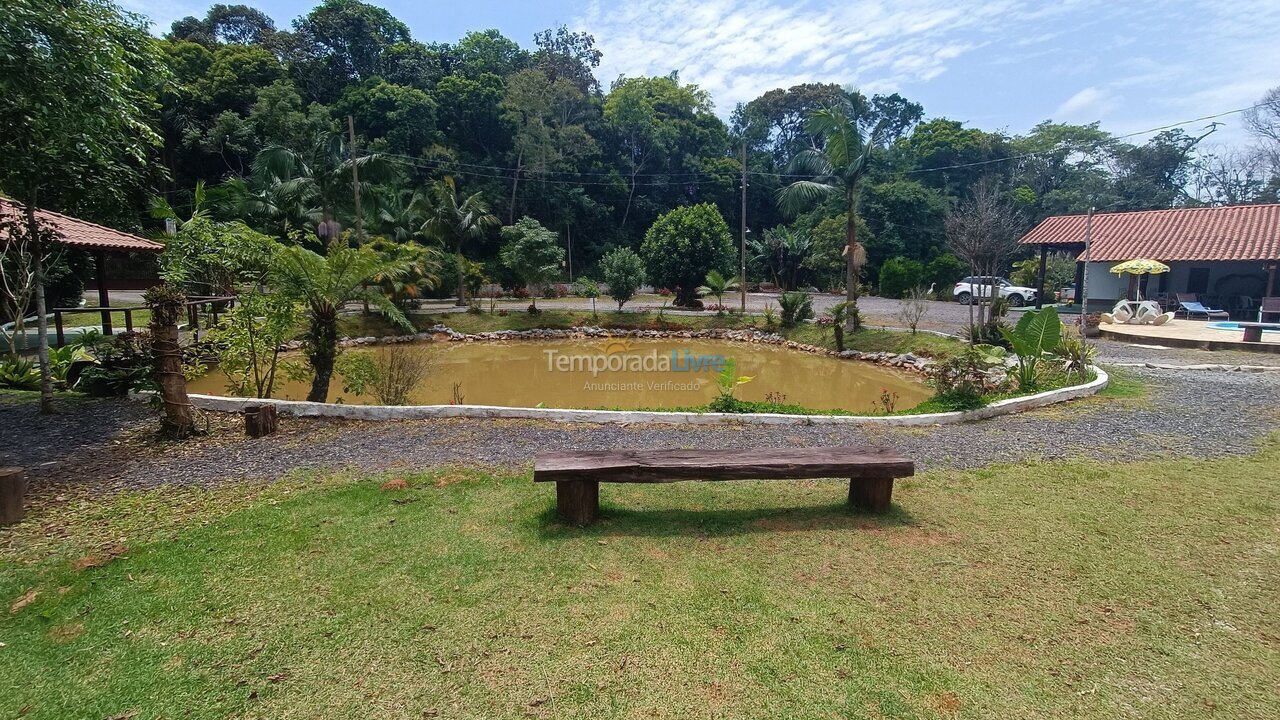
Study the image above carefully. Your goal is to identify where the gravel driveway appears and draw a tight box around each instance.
[4,336,1278,503]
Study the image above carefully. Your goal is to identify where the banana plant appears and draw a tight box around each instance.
[998,307,1062,390]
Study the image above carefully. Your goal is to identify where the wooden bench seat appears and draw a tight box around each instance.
[534,447,914,524]
[1236,322,1280,343]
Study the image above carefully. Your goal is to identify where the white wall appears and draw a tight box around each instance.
[1083,260,1271,307]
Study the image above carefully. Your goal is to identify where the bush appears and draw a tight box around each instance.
[778,291,814,328]
[640,204,734,307]
[878,256,924,298]
[599,247,645,311]
[76,331,155,397]
[0,356,41,390]
[924,254,966,292]
[928,345,1009,409]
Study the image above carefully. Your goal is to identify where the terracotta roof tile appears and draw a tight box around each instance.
[1019,204,1280,262]
[0,198,164,254]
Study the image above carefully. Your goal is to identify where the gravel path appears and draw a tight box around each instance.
[4,355,1277,504]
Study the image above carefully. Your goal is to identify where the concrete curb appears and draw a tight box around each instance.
[184,367,1108,427]
[1109,362,1280,372]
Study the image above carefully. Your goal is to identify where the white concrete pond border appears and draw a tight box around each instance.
[184,324,1110,426]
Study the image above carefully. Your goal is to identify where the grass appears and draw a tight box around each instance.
[3,442,1278,719]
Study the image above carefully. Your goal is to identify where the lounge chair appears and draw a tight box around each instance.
[1175,294,1229,320]
[1260,297,1280,323]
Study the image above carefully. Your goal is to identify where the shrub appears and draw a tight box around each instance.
[600,247,645,311]
[76,331,156,397]
[878,256,924,298]
[708,358,753,413]
[778,291,813,328]
[640,204,734,307]
[1053,330,1097,379]
[0,356,41,390]
[928,345,1009,409]
[924,254,966,292]
[335,346,431,406]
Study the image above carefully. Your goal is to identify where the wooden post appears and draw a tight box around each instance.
[54,310,64,348]
[244,404,279,438]
[95,251,112,335]
[1,467,27,526]
[1073,260,1086,310]
[849,476,893,513]
[555,480,599,524]
[1035,244,1048,309]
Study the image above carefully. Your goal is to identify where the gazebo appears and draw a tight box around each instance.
[1,198,164,338]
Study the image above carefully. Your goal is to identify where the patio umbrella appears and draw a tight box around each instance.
[1110,259,1170,300]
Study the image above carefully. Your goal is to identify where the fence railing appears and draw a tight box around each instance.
[51,295,236,348]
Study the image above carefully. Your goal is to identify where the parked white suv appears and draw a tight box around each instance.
[953,276,1038,306]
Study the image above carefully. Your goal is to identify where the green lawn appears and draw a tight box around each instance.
[3,442,1276,719]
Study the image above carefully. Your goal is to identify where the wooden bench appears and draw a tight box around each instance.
[1236,321,1280,342]
[534,447,914,524]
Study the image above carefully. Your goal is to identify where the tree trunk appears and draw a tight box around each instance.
[305,308,338,402]
[26,200,53,414]
[844,192,860,333]
[509,151,522,225]
[621,170,636,229]
[454,242,467,307]
[146,285,197,438]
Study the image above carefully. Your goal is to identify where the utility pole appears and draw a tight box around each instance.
[740,141,748,313]
[1081,205,1094,340]
[347,115,363,244]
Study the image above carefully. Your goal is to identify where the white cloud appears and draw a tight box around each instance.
[575,0,1029,113]
[1055,86,1114,119]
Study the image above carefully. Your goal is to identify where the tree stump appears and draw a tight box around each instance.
[244,404,279,438]
[1,467,27,525]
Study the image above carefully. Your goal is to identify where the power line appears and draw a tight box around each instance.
[368,102,1267,188]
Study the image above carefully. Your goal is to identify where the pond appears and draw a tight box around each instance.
[186,338,932,414]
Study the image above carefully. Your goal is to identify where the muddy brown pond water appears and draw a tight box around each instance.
[186,338,932,413]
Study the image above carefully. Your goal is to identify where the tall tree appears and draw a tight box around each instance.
[777,98,884,330]
[0,0,167,413]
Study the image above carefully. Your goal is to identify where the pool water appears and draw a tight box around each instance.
[186,338,932,413]
[1208,322,1280,335]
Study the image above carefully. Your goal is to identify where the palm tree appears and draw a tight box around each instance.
[749,226,814,290]
[777,99,884,330]
[369,238,444,309]
[272,243,415,402]
[696,270,740,313]
[416,176,500,306]
[255,131,398,243]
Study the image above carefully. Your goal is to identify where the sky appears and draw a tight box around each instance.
[121,0,1280,148]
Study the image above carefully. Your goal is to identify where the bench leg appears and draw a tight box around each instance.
[848,476,893,513]
[556,480,599,524]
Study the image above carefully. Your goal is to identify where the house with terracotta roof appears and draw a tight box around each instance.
[1019,203,1280,314]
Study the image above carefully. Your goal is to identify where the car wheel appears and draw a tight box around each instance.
[956,291,972,305]
[1008,293,1025,307]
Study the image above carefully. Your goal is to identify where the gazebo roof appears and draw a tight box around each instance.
[0,198,164,254]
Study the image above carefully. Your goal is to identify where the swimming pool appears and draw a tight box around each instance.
[1208,321,1280,335]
